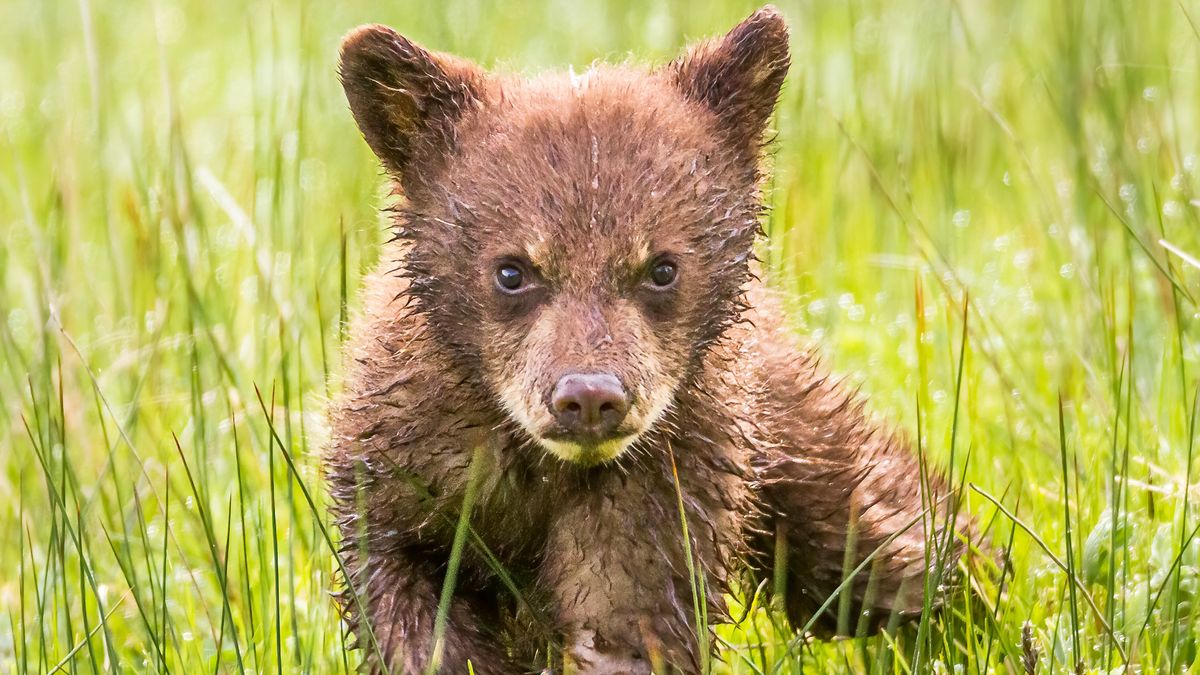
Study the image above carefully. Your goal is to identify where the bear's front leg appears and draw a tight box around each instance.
[539,470,712,675]
[339,545,514,674]
[747,324,967,635]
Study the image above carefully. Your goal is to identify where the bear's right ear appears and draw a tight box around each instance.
[339,25,484,184]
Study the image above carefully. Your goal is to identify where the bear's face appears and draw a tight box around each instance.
[432,75,752,464]
[340,11,789,465]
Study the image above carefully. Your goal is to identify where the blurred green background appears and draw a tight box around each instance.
[3,0,1200,672]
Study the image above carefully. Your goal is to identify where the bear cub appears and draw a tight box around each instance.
[328,6,964,673]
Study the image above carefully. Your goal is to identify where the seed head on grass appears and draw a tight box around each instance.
[1020,620,1038,675]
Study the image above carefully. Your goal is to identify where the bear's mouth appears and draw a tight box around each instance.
[541,419,642,445]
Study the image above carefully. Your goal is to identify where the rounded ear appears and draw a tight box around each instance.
[338,25,484,186]
[670,5,790,155]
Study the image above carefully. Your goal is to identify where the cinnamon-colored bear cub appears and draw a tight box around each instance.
[328,6,963,673]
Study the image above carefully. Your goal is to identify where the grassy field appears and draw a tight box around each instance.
[3,0,1200,672]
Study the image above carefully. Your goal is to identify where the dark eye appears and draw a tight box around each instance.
[649,261,678,287]
[495,264,525,292]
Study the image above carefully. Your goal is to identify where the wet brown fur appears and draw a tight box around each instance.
[327,7,965,674]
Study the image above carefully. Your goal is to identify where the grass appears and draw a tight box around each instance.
[2,0,1200,672]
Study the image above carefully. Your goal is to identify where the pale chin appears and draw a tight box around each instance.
[538,435,638,466]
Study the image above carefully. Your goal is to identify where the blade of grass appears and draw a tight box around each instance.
[426,444,486,675]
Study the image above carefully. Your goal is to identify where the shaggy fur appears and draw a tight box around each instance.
[327,6,965,673]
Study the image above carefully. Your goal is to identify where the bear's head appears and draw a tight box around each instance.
[340,7,789,465]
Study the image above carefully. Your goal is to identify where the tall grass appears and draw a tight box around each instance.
[2,0,1199,672]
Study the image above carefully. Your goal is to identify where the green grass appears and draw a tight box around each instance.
[2,0,1200,672]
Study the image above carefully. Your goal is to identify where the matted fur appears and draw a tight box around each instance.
[327,6,965,674]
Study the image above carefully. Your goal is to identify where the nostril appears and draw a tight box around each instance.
[599,401,616,414]
[565,402,581,414]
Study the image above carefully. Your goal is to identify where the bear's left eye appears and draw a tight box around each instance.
[495,264,525,292]
[648,261,678,287]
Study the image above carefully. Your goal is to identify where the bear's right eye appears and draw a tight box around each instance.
[495,264,525,292]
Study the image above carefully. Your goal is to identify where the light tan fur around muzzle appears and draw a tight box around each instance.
[495,297,678,465]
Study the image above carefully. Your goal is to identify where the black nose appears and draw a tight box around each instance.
[550,373,630,439]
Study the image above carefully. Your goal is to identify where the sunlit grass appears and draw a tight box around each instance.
[2,0,1200,672]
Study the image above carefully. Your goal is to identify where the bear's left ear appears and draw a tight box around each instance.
[670,5,790,155]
